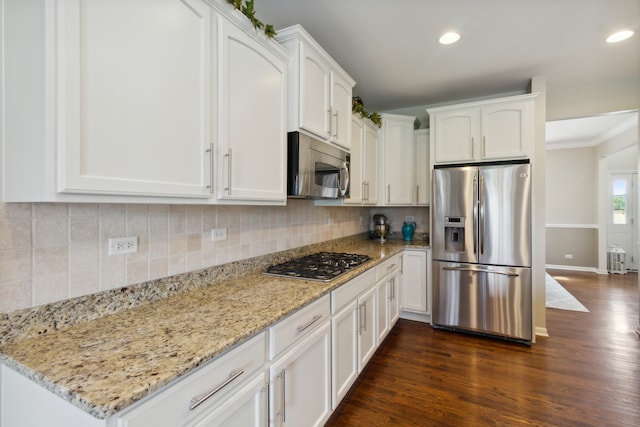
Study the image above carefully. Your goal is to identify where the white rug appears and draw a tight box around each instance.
[545,273,589,312]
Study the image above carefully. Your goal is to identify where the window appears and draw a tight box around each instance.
[612,179,626,225]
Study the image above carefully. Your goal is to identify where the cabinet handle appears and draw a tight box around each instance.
[365,181,369,202]
[387,263,396,271]
[277,369,286,423]
[327,108,332,136]
[189,369,244,410]
[416,185,419,204]
[206,143,214,194]
[358,303,363,335]
[363,301,367,332]
[387,184,391,203]
[224,148,232,195]
[390,277,395,301]
[296,314,322,333]
[482,135,486,157]
[333,109,339,138]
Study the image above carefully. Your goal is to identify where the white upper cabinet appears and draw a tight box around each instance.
[330,71,354,149]
[2,0,287,204]
[215,13,288,204]
[345,115,365,204]
[362,120,380,205]
[414,129,430,206]
[428,94,537,165]
[378,113,416,206]
[3,0,213,202]
[276,25,355,150]
[345,115,378,205]
[300,46,332,138]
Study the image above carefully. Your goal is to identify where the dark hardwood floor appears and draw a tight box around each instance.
[326,270,640,427]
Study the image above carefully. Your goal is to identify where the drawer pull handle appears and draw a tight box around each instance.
[387,263,396,270]
[297,314,322,333]
[189,369,244,410]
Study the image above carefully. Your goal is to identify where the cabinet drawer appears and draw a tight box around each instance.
[117,332,267,427]
[377,254,401,281]
[331,268,376,314]
[269,294,330,360]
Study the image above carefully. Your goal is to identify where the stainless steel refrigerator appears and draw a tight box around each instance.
[432,162,532,342]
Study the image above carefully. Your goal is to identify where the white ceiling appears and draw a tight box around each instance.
[257,0,639,113]
[546,112,638,149]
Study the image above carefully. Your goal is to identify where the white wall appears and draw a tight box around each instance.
[546,75,640,121]
[608,145,638,170]
[546,147,597,225]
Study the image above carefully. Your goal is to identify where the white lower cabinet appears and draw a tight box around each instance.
[330,268,377,408]
[269,322,332,427]
[376,255,402,345]
[116,332,267,427]
[192,372,268,427]
[268,294,332,427]
[401,249,430,320]
[357,286,377,372]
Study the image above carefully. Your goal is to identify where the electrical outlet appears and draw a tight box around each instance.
[212,228,228,241]
[564,254,573,259]
[109,236,138,255]
[405,216,415,222]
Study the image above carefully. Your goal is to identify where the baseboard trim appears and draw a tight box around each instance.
[535,326,549,338]
[545,264,603,274]
[399,311,431,324]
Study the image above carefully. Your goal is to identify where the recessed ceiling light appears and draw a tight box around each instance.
[439,32,461,45]
[606,30,634,43]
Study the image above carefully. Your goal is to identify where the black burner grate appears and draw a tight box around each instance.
[264,252,371,282]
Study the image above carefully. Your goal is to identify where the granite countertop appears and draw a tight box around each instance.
[0,238,428,420]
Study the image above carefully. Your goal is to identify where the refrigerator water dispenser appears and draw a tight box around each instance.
[444,217,465,252]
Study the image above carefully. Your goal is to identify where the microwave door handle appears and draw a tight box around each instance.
[338,161,349,196]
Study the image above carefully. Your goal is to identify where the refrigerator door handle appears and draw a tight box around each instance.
[479,174,484,256]
[442,266,520,277]
[473,173,478,256]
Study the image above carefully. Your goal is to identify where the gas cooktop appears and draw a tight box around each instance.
[263,252,371,282]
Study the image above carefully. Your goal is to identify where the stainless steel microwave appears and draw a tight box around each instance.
[287,132,350,199]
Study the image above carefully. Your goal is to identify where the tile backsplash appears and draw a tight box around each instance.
[0,200,373,313]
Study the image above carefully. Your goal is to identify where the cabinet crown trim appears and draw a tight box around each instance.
[275,24,355,86]
[426,92,539,114]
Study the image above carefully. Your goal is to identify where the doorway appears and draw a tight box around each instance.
[608,172,638,271]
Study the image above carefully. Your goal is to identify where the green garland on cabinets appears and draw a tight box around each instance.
[352,97,382,127]
[226,0,276,38]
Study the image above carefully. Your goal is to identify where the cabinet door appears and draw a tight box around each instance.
[191,372,268,427]
[382,117,415,205]
[330,71,353,149]
[376,278,390,345]
[414,130,430,206]
[270,322,332,427]
[357,286,377,371]
[58,0,212,198]
[217,19,287,203]
[362,120,379,205]
[433,109,478,164]
[345,115,364,205]
[299,44,331,139]
[389,271,401,326]
[481,101,531,160]
[331,300,359,408]
[402,251,428,313]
